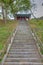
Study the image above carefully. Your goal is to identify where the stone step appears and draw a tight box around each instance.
[17,32,30,34]
[9,50,37,54]
[15,34,32,36]
[10,48,37,50]
[8,51,38,54]
[15,34,32,37]
[14,37,33,40]
[11,44,36,47]
[8,52,39,56]
[15,37,32,40]
[15,35,32,38]
[7,54,40,58]
[4,62,43,65]
[11,46,37,49]
[14,39,35,41]
[12,44,36,46]
[10,48,37,51]
[13,39,35,43]
[12,42,35,45]
[9,49,37,52]
[17,31,30,33]
[5,58,41,62]
[16,32,31,35]
[9,50,38,53]
[16,31,31,33]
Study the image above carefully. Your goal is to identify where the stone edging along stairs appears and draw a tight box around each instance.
[2,20,43,65]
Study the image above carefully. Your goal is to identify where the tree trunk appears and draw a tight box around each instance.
[30,9,39,22]
[2,5,5,22]
[5,8,8,22]
[2,4,7,23]
[30,9,36,18]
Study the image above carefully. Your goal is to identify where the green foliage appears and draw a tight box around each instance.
[0,20,18,50]
[30,19,43,54]
[0,0,14,6]
[0,0,14,22]
[20,0,31,10]
[10,0,31,16]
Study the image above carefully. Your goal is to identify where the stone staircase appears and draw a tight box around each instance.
[2,20,43,65]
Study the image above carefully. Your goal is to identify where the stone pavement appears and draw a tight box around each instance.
[2,20,43,65]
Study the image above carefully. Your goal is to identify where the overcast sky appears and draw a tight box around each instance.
[31,0,43,18]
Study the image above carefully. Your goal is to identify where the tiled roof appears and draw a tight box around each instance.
[15,14,31,17]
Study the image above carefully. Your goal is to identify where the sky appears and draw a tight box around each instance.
[31,0,43,18]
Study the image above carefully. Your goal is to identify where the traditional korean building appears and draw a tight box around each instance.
[15,14,31,20]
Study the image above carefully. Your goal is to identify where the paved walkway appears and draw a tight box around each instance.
[3,20,43,65]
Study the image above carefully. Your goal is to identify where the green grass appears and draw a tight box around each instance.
[0,20,18,50]
[29,19,43,54]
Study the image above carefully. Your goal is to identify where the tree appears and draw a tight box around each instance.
[0,2,5,22]
[10,0,31,18]
[0,0,14,23]
[18,0,31,11]
[10,0,19,19]
[0,0,31,22]
[30,0,38,21]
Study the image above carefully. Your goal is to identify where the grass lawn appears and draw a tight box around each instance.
[29,19,43,54]
[0,20,18,60]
